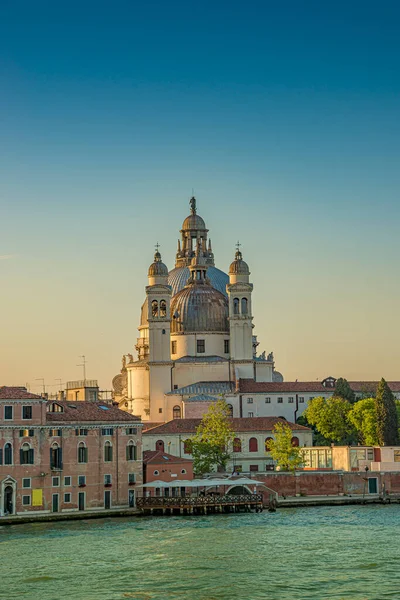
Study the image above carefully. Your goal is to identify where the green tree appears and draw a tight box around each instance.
[296,413,331,446]
[348,398,378,445]
[266,422,304,471]
[333,378,356,403]
[189,399,235,475]
[375,378,399,446]
[305,396,357,445]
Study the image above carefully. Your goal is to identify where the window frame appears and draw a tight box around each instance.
[196,339,205,354]
[4,405,13,420]
[22,405,33,420]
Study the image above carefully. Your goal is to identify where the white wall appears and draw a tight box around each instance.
[170,332,229,360]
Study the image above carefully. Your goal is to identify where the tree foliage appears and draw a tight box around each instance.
[333,378,356,403]
[189,399,235,475]
[347,398,378,446]
[375,378,399,446]
[266,422,304,471]
[305,396,357,445]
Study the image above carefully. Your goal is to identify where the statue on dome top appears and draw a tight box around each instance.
[189,196,196,214]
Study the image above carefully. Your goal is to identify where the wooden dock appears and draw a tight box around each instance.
[137,493,264,515]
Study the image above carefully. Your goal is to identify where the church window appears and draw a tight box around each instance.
[249,438,258,452]
[78,442,88,463]
[233,298,240,315]
[158,408,163,414]
[20,443,34,465]
[173,405,181,419]
[241,298,248,315]
[291,437,300,447]
[233,438,241,452]
[104,441,113,462]
[151,300,158,317]
[197,339,205,353]
[224,340,230,354]
[160,300,167,317]
[227,404,233,417]
[4,443,13,465]
[171,341,177,354]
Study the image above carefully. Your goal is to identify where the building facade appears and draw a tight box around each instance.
[143,417,313,474]
[0,387,142,518]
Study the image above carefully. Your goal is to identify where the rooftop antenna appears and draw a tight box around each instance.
[55,378,63,391]
[35,378,46,395]
[77,355,87,384]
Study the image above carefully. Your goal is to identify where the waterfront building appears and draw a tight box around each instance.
[0,386,142,517]
[143,450,194,496]
[302,445,400,474]
[112,197,400,424]
[143,417,312,474]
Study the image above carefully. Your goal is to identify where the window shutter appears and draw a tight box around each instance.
[50,448,53,468]
[0,448,2,465]
[126,445,129,460]
[20,448,24,464]
[134,446,137,461]
[29,448,34,464]
[59,448,63,469]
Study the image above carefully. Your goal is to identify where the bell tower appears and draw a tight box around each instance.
[227,244,254,379]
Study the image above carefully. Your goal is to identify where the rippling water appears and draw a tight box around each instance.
[1,505,400,600]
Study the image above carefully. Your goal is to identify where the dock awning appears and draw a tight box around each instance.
[139,477,266,488]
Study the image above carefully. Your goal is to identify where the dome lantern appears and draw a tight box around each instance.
[228,242,250,283]
[148,243,169,285]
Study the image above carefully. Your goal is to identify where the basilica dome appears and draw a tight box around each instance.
[170,284,229,334]
[148,250,168,277]
[229,250,250,275]
[168,265,229,297]
[181,213,207,231]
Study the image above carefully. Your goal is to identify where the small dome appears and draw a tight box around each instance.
[170,285,229,333]
[182,213,206,231]
[148,250,168,277]
[229,250,250,275]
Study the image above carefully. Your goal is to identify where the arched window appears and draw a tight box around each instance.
[181,469,186,474]
[50,443,62,469]
[4,443,13,465]
[227,404,234,417]
[151,300,158,317]
[104,441,113,462]
[156,440,164,452]
[265,437,273,452]
[233,438,242,453]
[233,298,240,315]
[20,443,34,465]
[183,440,192,455]
[173,405,181,419]
[241,297,248,315]
[249,437,258,453]
[291,436,299,447]
[78,442,88,464]
[159,300,167,317]
[153,470,159,476]
[126,441,137,461]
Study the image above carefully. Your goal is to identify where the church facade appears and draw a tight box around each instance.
[113,198,282,422]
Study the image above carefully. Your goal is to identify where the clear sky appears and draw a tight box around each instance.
[1,0,399,393]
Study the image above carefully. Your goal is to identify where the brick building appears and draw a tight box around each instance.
[0,387,142,517]
[143,450,194,496]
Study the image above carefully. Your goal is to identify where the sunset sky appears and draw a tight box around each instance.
[1,1,399,392]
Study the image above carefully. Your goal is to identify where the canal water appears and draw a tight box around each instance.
[1,504,400,600]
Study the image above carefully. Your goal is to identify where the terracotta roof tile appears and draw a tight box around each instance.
[239,379,400,394]
[0,386,43,400]
[143,417,310,435]
[143,450,193,464]
[46,401,141,424]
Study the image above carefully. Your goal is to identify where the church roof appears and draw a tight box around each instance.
[183,394,219,402]
[175,355,228,363]
[167,381,235,396]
